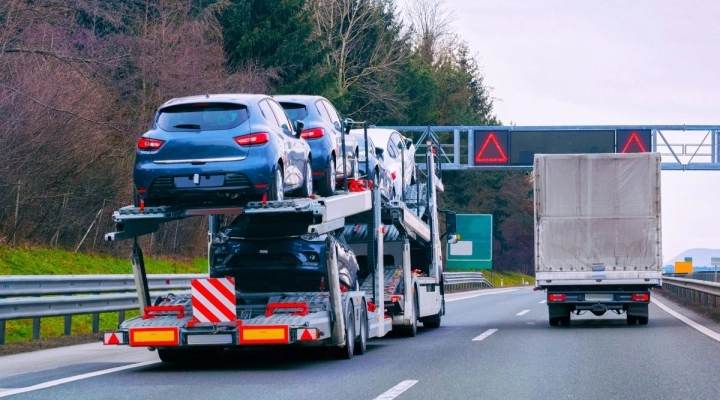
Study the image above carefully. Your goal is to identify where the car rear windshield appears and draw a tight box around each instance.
[225,213,314,238]
[279,103,308,121]
[156,102,249,131]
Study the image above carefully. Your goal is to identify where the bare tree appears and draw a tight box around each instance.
[404,0,458,64]
[310,0,409,118]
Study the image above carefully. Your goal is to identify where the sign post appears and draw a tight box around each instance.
[712,257,720,282]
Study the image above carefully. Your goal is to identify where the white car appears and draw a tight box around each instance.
[349,133,395,201]
[350,128,416,200]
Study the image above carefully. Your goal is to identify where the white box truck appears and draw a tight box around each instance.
[533,153,662,326]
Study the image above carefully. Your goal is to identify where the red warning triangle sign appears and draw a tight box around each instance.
[475,133,508,163]
[300,329,314,340]
[620,132,647,153]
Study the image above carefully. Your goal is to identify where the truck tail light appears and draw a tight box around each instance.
[548,294,566,302]
[390,295,402,303]
[632,293,649,302]
[234,132,269,146]
[138,138,165,150]
[301,128,324,139]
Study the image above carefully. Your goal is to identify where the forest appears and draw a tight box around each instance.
[0,0,533,273]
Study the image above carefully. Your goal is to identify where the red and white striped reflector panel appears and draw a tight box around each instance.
[191,277,237,323]
[103,332,126,345]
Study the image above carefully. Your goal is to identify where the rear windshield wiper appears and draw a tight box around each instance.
[173,124,201,129]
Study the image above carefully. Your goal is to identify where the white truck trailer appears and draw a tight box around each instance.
[533,153,663,326]
[102,143,455,361]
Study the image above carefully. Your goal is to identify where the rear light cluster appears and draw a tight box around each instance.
[548,293,566,302]
[301,128,324,139]
[138,138,164,150]
[631,293,650,302]
[234,132,269,146]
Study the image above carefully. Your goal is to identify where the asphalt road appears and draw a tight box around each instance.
[2,287,720,400]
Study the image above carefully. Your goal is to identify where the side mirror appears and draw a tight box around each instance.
[334,121,342,132]
[405,138,413,150]
[294,120,305,137]
[445,211,457,235]
[343,119,352,135]
[375,147,384,159]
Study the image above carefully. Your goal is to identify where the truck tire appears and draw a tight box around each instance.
[318,158,336,197]
[638,316,649,325]
[403,294,419,337]
[422,298,443,328]
[354,303,368,355]
[334,303,355,359]
[559,315,571,326]
[157,348,182,363]
[627,315,638,325]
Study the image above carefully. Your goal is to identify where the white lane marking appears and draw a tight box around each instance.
[446,289,518,302]
[472,329,498,341]
[0,360,159,398]
[516,310,530,316]
[652,298,720,342]
[374,380,419,400]
[539,300,547,304]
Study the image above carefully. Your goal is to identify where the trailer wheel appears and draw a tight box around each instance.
[638,316,649,325]
[334,304,355,359]
[157,348,183,363]
[354,303,368,355]
[627,315,638,325]
[549,317,560,326]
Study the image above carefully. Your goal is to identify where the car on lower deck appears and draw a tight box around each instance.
[210,213,360,293]
[133,94,312,207]
[274,95,359,197]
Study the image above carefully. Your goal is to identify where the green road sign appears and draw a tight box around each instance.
[446,214,492,270]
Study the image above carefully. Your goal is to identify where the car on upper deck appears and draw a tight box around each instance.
[133,94,312,207]
[349,131,395,201]
[274,95,359,197]
[349,128,416,201]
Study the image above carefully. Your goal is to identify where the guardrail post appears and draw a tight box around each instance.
[64,315,72,336]
[118,311,125,327]
[0,320,5,345]
[33,317,41,340]
[92,312,100,334]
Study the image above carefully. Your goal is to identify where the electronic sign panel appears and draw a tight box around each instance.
[509,130,616,165]
[617,129,651,153]
[473,130,509,165]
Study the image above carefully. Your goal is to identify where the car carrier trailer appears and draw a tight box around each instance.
[102,143,455,361]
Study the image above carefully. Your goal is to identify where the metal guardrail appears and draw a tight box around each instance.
[662,276,720,307]
[443,272,492,290]
[0,272,489,344]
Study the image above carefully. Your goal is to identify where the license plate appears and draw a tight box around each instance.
[174,175,224,188]
[585,293,612,302]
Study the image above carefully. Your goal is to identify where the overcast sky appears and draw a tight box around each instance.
[409,0,720,263]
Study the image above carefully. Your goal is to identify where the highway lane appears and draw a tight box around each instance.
[2,287,720,399]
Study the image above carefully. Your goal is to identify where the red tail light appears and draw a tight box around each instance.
[548,294,566,302]
[632,293,650,302]
[234,132,269,146]
[390,295,402,302]
[391,172,397,180]
[301,128,324,139]
[138,138,164,150]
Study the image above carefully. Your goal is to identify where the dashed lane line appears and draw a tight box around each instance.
[516,310,530,316]
[539,300,547,304]
[472,329,498,341]
[374,380,419,400]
